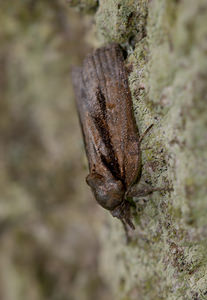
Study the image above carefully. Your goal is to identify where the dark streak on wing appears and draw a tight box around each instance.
[92,89,122,181]
[72,65,121,181]
[83,47,124,181]
[96,88,106,119]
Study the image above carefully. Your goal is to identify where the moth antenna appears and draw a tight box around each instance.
[121,216,135,244]
[126,217,135,230]
[139,123,154,144]
[121,219,131,244]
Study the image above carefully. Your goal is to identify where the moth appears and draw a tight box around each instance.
[72,43,150,231]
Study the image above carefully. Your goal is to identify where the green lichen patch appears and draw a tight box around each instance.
[95,0,148,44]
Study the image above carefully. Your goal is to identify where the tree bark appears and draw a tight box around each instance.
[80,0,207,299]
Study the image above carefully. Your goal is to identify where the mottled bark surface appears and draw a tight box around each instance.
[70,0,207,299]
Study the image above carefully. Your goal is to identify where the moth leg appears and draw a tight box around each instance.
[121,220,133,244]
[126,185,173,198]
[139,124,153,144]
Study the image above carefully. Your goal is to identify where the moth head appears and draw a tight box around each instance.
[86,173,135,230]
[86,173,125,210]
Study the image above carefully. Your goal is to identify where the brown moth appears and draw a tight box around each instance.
[72,43,143,230]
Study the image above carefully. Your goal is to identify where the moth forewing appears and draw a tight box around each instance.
[72,43,141,229]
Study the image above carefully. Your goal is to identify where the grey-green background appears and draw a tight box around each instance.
[0,1,112,299]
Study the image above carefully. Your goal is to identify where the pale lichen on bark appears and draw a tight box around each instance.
[70,0,207,299]
[67,0,98,13]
